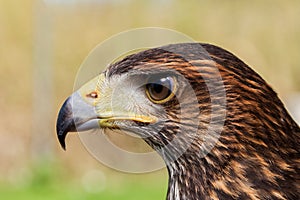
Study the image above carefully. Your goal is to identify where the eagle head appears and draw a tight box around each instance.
[56,43,300,200]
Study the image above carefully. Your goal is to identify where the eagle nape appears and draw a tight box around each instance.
[56,43,300,200]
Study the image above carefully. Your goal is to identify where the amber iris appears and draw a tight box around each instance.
[146,77,175,103]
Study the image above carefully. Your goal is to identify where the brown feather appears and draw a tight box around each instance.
[107,43,300,200]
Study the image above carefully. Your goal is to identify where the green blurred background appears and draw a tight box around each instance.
[0,0,300,199]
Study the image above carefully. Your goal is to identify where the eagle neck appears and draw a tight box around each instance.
[165,159,210,200]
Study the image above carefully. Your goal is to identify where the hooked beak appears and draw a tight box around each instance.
[56,75,157,150]
[56,92,99,150]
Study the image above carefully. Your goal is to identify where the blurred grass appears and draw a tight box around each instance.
[0,178,166,200]
[0,0,300,199]
[0,161,167,200]
[0,186,165,200]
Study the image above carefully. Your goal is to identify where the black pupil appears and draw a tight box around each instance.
[147,77,172,101]
[151,83,164,94]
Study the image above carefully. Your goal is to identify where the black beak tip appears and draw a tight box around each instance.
[56,120,68,150]
[58,131,67,150]
[56,97,74,151]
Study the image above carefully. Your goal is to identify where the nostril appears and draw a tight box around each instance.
[86,91,98,98]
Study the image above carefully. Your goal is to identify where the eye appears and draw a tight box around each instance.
[145,76,176,104]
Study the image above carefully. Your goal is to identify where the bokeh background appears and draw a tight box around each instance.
[1,0,299,199]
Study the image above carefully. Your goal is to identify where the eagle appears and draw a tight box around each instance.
[56,43,300,200]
